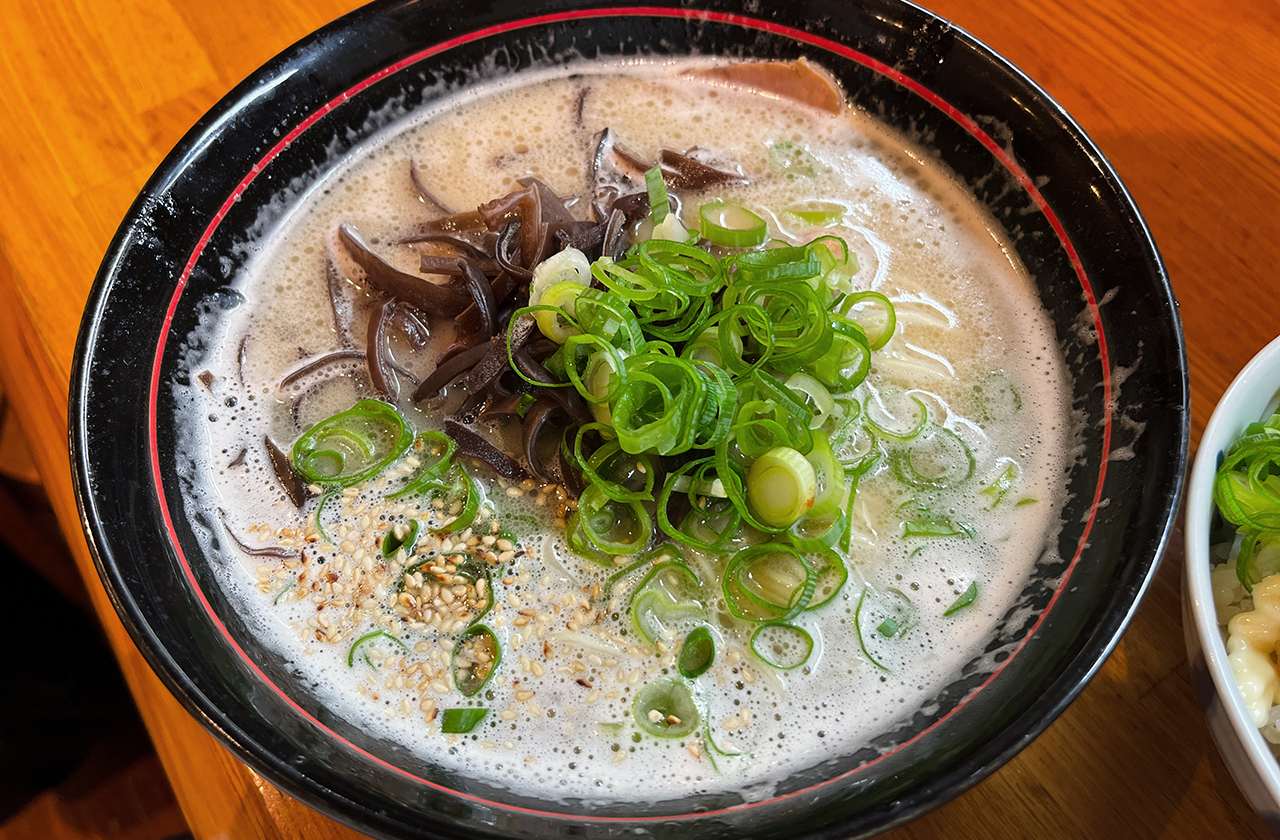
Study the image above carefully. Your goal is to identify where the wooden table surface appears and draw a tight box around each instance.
[0,0,1274,837]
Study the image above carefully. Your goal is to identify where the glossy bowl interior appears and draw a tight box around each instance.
[1185,335,1280,832]
[71,0,1188,837]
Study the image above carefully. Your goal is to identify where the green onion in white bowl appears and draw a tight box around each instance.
[1185,333,1280,826]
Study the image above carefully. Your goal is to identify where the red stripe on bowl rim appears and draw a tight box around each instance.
[145,5,1113,822]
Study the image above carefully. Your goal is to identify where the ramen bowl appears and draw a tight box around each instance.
[70,0,1187,837]
[1184,335,1280,831]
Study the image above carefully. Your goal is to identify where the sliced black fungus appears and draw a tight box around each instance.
[388,359,419,385]
[398,210,497,257]
[659,149,749,190]
[456,270,518,336]
[463,338,509,395]
[574,86,589,128]
[279,350,367,390]
[338,223,470,317]
[390,306,431,350]
[366,297,398,399]
[490,368,537,399]
[197,370,214,390]
[326,253,358,349]
[522,398,565,481]
[479,179,576,272]
[228,448,247,468]
[591,128,651,192]
[450,389,490,424]
[458,256,498,338]
[512,348,593,427]
[602,207,630,262]
[237,334,249,390]
[408,157,454,215]
[480,392,527,422]
[444,419,529,482]
[413,342,492,401]
[221,509,302,561]
[555,221,607,259]
[559,444,586,497]
[611,191,652,223]
[419,254,501,276]
[264,436,308,508]
[495,220,531,281]
[464,313,536,394]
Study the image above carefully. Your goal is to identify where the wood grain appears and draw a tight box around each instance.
[0,0,1271,836]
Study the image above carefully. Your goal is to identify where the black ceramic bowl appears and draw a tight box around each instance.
[70,0,1188,837]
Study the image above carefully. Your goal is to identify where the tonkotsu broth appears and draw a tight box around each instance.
[183,60,1071,804]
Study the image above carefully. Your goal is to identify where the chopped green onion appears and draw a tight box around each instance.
[877,617,900,637]
[783,201,845,226]
[837,291,896,351]
[574,425,656,502]
[891,425,976,490]
[567,484,653,557]
[767,141,823,178]
[700,201,767,248]
[602,543,686,600]
[315,487,339,545]
[723,543,816,621]
[347,630,409,668]
[657,457,742,552]
[853,588,889,671]
[530,247,592,308]
[678,626,716,679]
[645,166,670,224]
[800,429,843,518]
[387,430,455,499]
[629,560,705,645]
[632,677,700,738]
[902,518,975,539]
[381,518,420,558]
[750,622,814,669]
[406,463,484,535]
[804,547,849,609]
[944,582,979,615]
[972,371,1022,423]
[979,459,1021,509]
[1237,531,1280,591]
[631,589,705,646]
[864,389,928,441]
[746,446,816,529]
[292,399,413,487]
[440,708,487,734]
[452,624,501,697]
[535,280,589,343]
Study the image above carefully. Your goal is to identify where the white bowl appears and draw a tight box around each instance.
[1185,334,1280,831]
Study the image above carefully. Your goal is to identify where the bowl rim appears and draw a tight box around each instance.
[1185,334,1280,800]
[69,0,1188,835]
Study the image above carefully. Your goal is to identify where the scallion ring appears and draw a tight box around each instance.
[700,201,767,248]
[452,624,501,697]
[750,622,814,669]
[632,677,700,738]
[678,626,716,679]
[347,629,410,668]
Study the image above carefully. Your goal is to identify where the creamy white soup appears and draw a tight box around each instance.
[179,58,1070,805]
